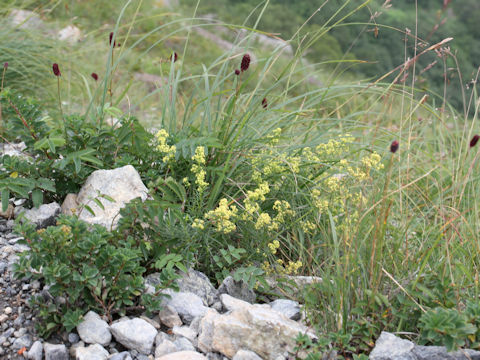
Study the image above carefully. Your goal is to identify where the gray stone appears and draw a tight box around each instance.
[108,351,133,360]
[269,299,301,320]
[0,141,27,157]
[0,204,14,220]
[172,325,197,343]
[140,315,160,330]
[233,350,263,360]
[44,342,69,360]
[156,350,207,360]
[110,317,157,354]
[158,305,183,328]
[68,332,80,344]
[175,269,219,306]
[162,290,209,325]
[9,9,43,29]
[11,334,32,349]
[369,332,416,360]
[220,294,254,312]
[218,276,256,303]
[58,25,81,43]
[75,343,109,360]
[22,202,61,228]
[61,193,78,216]
[155,332,171,346]
[70,341,85,358]
[173,337,195,352]
[197,305,316,360]
[27,340,43,360]
[412,345,480,360]
[154,339,178,358]
[76,165,148,230]
[77,311,112,346]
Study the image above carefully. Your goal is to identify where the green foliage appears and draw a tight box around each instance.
[0,90,162,209]
[12,215,166,337]
[419,307,476,351]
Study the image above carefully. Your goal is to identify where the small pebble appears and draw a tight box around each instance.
[4,307,12,315]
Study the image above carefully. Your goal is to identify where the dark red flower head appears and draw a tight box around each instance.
[390,140,399,153]
[52,63,61,77]
[262,97,268,109]
[470,135,480,148]
[3,62,8,70]
[170,52,178,63]
[240,54,251,72]
[235,69,240,76]
[109,32,117,47]
[91,73,98,81]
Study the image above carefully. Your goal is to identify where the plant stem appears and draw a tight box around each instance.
[57,77,66,139]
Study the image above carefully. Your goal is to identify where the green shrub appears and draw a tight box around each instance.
[13,215,168,337]
[419,307,476,351]
[0,89,163,210]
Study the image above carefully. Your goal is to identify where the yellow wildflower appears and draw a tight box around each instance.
[267,240,280,255]
[255,212,272,230]
[192,218,205,230]
[156,129,176,162]
[205,198,238,234]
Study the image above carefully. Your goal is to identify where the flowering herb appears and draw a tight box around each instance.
[390,140,399,153]
[470,135,480,148]
[91,73,99,81]
[109,32,120,47]
[52,63,61,77]
[170,52,178,63]
[235,69,240,76]
[3,62,8,70]
[240,54,251,72]
[262,97,268,109]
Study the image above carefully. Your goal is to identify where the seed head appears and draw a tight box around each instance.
[170,52,178,63]
[52,63,61,77]
[109,32,117,47]
[470,135,480,148]
[3,62,8,70]
[91,73,98,81]
[234,69,240,76]
[390,140,399,153]
[262,97,268,109]
[240,54,251,72]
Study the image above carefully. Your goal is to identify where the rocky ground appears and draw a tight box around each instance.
[0,209,314,360]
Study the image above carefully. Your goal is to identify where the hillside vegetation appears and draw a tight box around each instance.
[183,0,480,110]
[0,0,480,358]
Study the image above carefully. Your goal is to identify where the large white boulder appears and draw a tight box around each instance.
[76,165,148,230]
[198,303,316,360]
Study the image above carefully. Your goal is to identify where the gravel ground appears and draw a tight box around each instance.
[0,217,42,360]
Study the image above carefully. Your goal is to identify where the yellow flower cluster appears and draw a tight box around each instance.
[301,220,317,234]
[262,259,303,275]
[267,240,280,254]
[311,189,329,214]
[255,212,272,230]
[205,198,238,234]
[242,182,270,220]
[60,225,71,235]
[192,218,205,230]
[155,129,176,163]
[191,147,208,192]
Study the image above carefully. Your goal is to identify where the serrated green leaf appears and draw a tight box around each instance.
[32,189,43,208]
[1,189,9,212]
